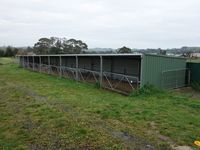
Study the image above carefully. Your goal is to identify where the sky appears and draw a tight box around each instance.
[0,0,200,49]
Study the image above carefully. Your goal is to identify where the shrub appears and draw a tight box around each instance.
[191,82,200,91]
[130,84,163,97]
[94,81,101,89]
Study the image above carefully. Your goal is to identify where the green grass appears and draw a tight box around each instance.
[0,57,15,64]
[191,82,200,92]
[0,57,200,149]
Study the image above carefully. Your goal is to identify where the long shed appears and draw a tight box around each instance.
[18,53,187,94]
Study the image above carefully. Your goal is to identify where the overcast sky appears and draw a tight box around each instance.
[0,0,200,49]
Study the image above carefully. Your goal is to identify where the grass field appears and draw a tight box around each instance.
[0,57,200,150]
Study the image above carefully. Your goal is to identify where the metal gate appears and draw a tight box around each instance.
[102,72,139,94]
[78,68,100,84]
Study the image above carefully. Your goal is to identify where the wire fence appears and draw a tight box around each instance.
[161,68,190,89]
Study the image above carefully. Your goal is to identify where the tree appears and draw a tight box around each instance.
[5,46,14,57]
[0,49,4,57]
[62,39,88,54]
[50,47,61,54]
[33,38,52,54]
[27,46,33,52]
[49,37,63,54]
[13,48,19,56]
[158,48,166,55]
[33,37,88,54]
[117,46,132,53]
[182,51,192,58]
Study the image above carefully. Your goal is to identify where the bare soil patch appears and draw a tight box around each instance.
[175,87,200,99]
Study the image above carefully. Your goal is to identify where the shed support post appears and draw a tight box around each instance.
[16,56,19,66]
[100,56,103,88]
[39,56,41,73]
[32,56,35,71]
[59,56,62,78]
[27,56,29,69]
[23,56,25,68]
[111,57,113,79]
[17,56,19,65]
[48,56,50,74]
[76,56,79,81]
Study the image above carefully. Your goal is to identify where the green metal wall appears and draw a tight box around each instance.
[187,62,200,82]
[141,54,187,88]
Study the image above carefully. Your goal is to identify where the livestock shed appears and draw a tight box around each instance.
[18,54,187,94]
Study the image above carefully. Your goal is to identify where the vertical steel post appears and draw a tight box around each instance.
[59,56,62,78]
[76,56,79,81]
[17,56,19,65]
[32,56,35,71]
[39,56,41,73]
[100,56,103,88]
[23,56,25,68]
[27,56,29,69]
[48,56,50,74]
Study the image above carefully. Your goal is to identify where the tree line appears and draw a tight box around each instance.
[0,37,133,57]
[33,37,133,54]
[32,37,133,54]
[0,46,19,57]
[33,37,88,54]
[1,36,200,57]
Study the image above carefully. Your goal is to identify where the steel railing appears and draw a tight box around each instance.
[20,61,140,94]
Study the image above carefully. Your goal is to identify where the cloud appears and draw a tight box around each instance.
[0,0,199,48]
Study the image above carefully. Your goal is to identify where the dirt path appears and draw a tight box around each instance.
[175,87,200,99]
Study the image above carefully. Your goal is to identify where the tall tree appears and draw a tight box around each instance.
[33,37,88,54]
[33,38,52,54]
[117,46,132,53]
[0,49,4,57]
[13,48,19,56]
[62,39,88,54]
[5,46,13,57]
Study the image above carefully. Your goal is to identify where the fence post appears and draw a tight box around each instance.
[100,56,103,88]
[76,56,79,81]
[59,56,62,78]
[48,56,50,74]
[39,56,41,73]
[32,56,35,71]
[23,56,25,68]
[27,56,29,69]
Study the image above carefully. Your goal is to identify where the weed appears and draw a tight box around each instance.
[130,84,164,97]
[94,81,101,89]
[191,82,200,91]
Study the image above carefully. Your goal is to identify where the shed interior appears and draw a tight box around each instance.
[20,55,142,94]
